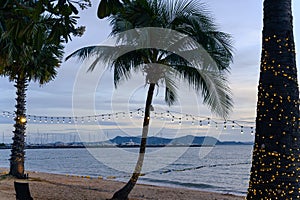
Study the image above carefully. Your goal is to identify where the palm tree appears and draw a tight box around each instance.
[247,0,299,199]
[68,0,233,199]
[0,0,90,178]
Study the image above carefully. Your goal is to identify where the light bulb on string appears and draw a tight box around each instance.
[130,112,133,118]
[44,117,47,123]
[199,120,202,126]
[68,117,72,124]
[57,117,60,124]
[251,127,254,135]
[179,118,182,125]
[207,118,210,126]
[123,112,126,118]
[102,115,104,121]
[62,117,65,123]
[39,117,42,123]
[223,121,227,130]
[81,117,84,123]
[95,116,98,122]
[115,113,118,119]
[28,115,31,122]
[241,126,244,134]
[51,117,54,123]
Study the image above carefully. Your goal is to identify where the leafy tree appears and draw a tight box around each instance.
[68,0,233,199]
[247,0,299,199]
[0,0,91,178]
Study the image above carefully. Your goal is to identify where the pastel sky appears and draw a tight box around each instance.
[0,0,299,143]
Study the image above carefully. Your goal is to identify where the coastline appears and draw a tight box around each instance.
[0,168,245,200]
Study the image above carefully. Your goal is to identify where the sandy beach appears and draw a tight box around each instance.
[0,168,245,200]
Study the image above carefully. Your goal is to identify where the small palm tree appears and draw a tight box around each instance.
[68,0,233,199]
[0,0,90,178]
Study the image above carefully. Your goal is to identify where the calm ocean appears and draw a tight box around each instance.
[0,145,252,196]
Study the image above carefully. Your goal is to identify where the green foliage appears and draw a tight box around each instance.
[0,0,91,82]
[70,0,234,118]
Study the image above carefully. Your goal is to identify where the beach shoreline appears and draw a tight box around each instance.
[0,168,244,200]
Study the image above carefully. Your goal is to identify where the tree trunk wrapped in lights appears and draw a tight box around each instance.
[247,0,300,199]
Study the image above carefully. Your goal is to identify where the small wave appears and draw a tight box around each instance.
[161,162,251,174]
[140,177,220,190]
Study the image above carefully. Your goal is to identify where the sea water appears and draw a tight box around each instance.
[0,145,252,196]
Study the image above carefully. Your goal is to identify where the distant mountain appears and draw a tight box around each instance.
[108,135,252,146]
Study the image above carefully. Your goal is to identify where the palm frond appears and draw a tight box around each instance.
[164,72,178,106]
[172,64,233,118]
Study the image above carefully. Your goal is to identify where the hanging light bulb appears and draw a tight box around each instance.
[199,120,203,126]
[20,116,27,123]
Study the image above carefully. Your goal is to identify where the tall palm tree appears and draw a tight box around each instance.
[0,0,90,178]
[68,0,234,199]
[247,0,299,199]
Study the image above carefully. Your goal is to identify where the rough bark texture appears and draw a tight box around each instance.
[111,83,155,200]
[247,0,300,199]
[9,75,28,179]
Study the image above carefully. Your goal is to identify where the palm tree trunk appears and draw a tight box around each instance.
[247,0,300,199]
[111,83,156,200]
[9,75,28,179]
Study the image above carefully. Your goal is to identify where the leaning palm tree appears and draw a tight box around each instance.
[0,0,90,178]
[247,0,299,199]
[68,0,233,199]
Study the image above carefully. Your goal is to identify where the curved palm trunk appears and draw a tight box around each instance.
[247,0,300,199]
[9,75,28,179]
[111,83,155,200]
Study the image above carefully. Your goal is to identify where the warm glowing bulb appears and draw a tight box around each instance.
[20,116,27,123]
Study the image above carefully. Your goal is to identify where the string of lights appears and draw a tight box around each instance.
[1,108,256,135]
